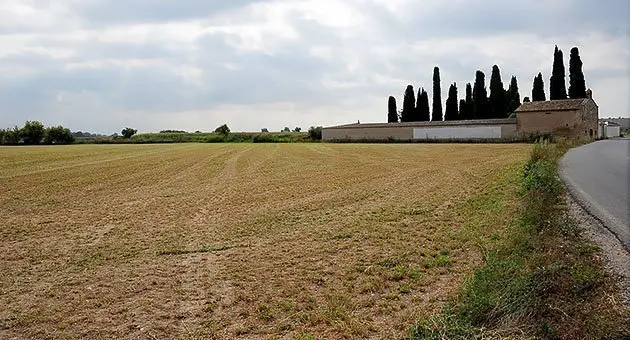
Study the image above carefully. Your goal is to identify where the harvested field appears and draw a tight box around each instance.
[0,143,530,339]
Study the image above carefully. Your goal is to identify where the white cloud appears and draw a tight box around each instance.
[0,0,627,134]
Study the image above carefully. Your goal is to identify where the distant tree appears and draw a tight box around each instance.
[432,66,443,121]
[0,127,20,145]
[473,71,489,119]
[414,87,423,122]
[20,121,45,145]
[568,47,587,99]
[506,76,521,113]
[261,128,269,133]
[532,72,546,101]
[418,88,431,121]
[387,96,398,123]
[307,126,323,140]
[121,127,138,138]
[44,126,75,144]
[444,83,459,121]
[214,124,230,135]
[459,83,474,120]
[401,85,416,122]
[489,65,507,118]
[282,127,291,132]
[550,45,568,100]
[458,99,467,120]
[293,127,301,132]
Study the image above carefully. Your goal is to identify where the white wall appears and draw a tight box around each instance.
[605,126,621,138]
[413,126,503,139]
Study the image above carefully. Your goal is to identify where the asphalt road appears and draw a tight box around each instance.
[560,137,630,251]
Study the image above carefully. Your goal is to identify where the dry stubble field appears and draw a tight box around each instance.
[0,143,530,339]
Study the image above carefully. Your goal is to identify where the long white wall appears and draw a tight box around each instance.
[413,126,503,139]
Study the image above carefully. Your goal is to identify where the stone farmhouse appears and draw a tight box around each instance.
[322,90,599,142]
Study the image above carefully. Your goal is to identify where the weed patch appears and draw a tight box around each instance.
[157,244,232,256]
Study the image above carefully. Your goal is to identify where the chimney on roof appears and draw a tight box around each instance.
[586,88,593,100]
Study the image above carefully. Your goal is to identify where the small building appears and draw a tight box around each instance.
[598,121,621,139]
[515,90,598,139]
[322,119,518,141]
[600,117,630,135]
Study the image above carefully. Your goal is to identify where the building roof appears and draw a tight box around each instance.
[515,98,592,113]
[324,118,516,130]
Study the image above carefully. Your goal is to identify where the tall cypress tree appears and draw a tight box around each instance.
[532,72,546,102]
[458,99,466,120]
[444,83,458,121]
[489,65,506,118]
[463,83,474,120]
[550,45,568,100]
[413,87,424,122]
[506,76,521,113]
[401,85,416,122]
[432,66,443,121]
[568,47,587,99]
[419,88,431,121]
[473,71,489,119]
[387,96,398,123]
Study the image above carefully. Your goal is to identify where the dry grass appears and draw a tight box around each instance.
[0,143,530,339]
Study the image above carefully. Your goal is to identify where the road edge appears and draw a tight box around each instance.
[559,152,630,251]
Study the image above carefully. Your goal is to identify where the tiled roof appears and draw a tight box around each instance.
[515,98,591,112]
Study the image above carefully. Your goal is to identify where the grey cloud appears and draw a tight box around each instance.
[70,0,264,25]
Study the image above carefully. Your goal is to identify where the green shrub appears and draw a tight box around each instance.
[44,126,75,144]
[121,127,137,139]
[214,124,230,135]
[20,121,45,145]
[308,126,322,140]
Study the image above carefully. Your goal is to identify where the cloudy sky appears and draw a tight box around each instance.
[0,0,628,134]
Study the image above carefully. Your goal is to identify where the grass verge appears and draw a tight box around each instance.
[411,140,630,339]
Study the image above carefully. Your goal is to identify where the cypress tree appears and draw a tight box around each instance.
[387,96,398,123]
[413,87,423,122]
[506,76,521,113]
[550,45,568,100]
[568,47,587,98]
[432,66,443,121]
[473,71,489,119]
[444,83,458,121]
[463,83,474,120]
[489,65,506,118]
[419,88,431,121]
[458,99,466,120]
[401,85,416,122]
[532,72,546,101]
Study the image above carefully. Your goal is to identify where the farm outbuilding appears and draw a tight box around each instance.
[322,119,518,141]
[322,89,599,142]
[515,90,598,139]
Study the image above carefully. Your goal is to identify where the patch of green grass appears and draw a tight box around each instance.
[330,233,352,240]
[422,253,453,269]
[157,244,231,256]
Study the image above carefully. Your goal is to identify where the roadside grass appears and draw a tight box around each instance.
[411,140,630,339]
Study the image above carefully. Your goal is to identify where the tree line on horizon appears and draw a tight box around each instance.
[387,46,588,123]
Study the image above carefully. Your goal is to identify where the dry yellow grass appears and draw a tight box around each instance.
[0,143,530,339]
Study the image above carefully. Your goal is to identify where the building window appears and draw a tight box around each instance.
[589,129,593,138]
